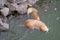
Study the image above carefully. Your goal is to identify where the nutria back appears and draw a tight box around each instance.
[24,19,40,29]
[24,19,49,32]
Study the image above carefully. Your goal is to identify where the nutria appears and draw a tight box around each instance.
[24,19,49,32]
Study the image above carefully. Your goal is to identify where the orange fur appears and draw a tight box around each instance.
[27,8,40,20]
[24,19,49,32]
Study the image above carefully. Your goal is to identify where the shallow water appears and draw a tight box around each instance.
[0,0,60,40]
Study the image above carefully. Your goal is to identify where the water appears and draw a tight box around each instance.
[0,0,60,40]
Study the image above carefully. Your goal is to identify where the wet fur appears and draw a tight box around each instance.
[24,19,49,32]
[27,8,40,20]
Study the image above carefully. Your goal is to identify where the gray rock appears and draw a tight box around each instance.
[0,7,9,16]
[0,18,9,31]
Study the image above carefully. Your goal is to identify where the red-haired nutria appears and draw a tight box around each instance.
[24,19,49,32]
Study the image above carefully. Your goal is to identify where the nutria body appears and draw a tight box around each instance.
[24,19,49,32]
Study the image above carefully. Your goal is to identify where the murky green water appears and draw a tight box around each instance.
[0,0,60,40]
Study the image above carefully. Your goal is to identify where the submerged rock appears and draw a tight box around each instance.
[0,17,9,31]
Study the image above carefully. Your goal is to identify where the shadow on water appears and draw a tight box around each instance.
[0,0,60,40]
